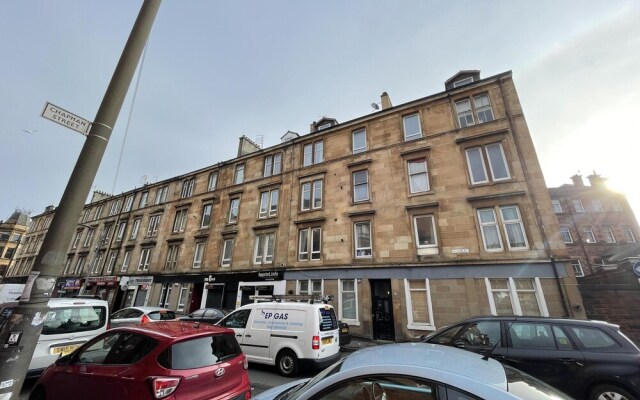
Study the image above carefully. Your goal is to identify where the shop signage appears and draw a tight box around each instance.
[257,271,282,281]
[127,276,154,286]
[63,278,83,290]
[87,276,119,286]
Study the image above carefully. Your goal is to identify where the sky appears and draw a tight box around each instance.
[1,1,639,223]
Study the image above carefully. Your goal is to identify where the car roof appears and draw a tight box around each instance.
[117,306,173,313]
[109,320,235,340]
[459,315,619,329]
[341,343,507,389]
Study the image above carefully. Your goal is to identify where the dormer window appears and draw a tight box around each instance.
[317,122,332,130]
[453,77,474,88]
[312,117,338,132]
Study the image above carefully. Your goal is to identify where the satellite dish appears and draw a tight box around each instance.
[371,103,380,110]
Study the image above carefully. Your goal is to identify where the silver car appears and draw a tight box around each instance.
[253,343,572,400]
[109,306,176,328]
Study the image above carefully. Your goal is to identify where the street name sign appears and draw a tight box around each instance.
[41,102,91,136]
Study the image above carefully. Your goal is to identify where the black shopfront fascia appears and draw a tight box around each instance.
[152,269,285,285]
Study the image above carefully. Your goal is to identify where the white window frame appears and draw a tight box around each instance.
[74,256,86,275]
[452,77,474,87]
[297,279,324,296]
[228,198,240,224]
[474,94,495,124]
[139,191,149,209]
[146,214,161,237]
[200,204,213,228]
[138,248,152,271]
[465,143,510,185]
[173,209,188,233]
[193,242,205,269]
[402,113,422,141]
[109,199,122,216]
[130,218,141,240]
[221,238,234,267]
[165,244,179,270]
[105,250,117,274]
[413,215,438,252]
[253,233,275,265]
[623,226,636,243]
[485,277,549,317]
[603,226,616,243]
[121,250,131,273]
[94,205,104,220]
[115,221,127,241]
[207,171,218,191]
[551,200,563,214]
[408,159,430,193]
[352,129,367,154]
[560,225,573,243]
[573,199,585,213]
[72,230,83,249]
[301,179,323,211]
[338,279,359,325]
[404,279,435,330]
[263,153,282,177]
[83,229,95,248]
[352,170,370,202]
[158,284,172,308]
[155,186,168,204]
[63,257,73,275]
[81,209,90,223]
[500,206,529,250]
[123,195,134,212]
[181,179,195,199]
[303,140,324,166]
[234,164,245,185]
[582,226,596,243]
[611,200,623,212]
[176,284,189,313]
[455,99,474,128]
[90,251,104,274]
[477,208,503,252]
[259,189,279,218]
[298,227,322,261]
[571,260,585,277]
[354,221,372,258]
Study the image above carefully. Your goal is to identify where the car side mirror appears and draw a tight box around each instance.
[55,354,73,366]
[453,340,466,348]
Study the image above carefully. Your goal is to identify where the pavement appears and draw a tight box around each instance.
[341,336,393,352]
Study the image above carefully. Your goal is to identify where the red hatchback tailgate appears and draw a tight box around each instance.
[158,333,249,399]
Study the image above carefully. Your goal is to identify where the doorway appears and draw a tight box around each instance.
[370,279,395,341]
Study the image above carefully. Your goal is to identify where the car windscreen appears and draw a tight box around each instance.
[148,310,176,320]
[158,333,242,370]
[319,307,338,331]
[42,306,106,335]
[504,364,573,400]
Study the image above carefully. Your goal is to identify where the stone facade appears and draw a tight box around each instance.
[0,210,31,277]
[10,70,585,341]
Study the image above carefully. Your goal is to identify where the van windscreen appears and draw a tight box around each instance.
[42,306,106,335]
[319,308,338,331]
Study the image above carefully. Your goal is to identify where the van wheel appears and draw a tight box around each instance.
[589,384,634,400]
[29,386,46,400]
[276,349,299,377]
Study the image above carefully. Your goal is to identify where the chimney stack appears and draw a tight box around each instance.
[570,174,584,187]
[587,172,607,188]
[381,92,392,110]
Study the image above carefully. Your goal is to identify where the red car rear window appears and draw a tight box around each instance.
[158,333,242,370]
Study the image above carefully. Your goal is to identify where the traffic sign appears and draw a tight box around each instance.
[41,102,91,135]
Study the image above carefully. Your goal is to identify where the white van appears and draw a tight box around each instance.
[217,299,341,376]
[26,298,109,377]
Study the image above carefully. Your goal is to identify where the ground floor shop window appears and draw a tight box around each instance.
[485,277,548,317]
[404,279,435,330]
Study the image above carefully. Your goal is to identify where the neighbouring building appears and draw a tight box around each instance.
[0,210,30,277]
[9,70,586,341]
[549,174,640,277]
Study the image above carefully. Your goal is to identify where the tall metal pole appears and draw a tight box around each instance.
[0,1,161,397]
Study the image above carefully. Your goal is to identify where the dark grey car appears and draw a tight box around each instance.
[423,316,640,400]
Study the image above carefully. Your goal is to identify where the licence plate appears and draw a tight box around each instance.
[50,344,81,356]
[321,337,332,345]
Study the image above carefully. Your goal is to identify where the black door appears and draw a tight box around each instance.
[370,279,395,341]
[205,284,224,308]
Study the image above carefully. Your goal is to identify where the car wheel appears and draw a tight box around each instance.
[590,384,634,400]
[29,386,46,400]
[276,349,299,377]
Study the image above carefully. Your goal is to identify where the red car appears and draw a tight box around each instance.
[30,321,251,400]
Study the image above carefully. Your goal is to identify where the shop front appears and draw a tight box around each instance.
[55,278,83,298]
[118,275,154,310]
[85,276,120,305]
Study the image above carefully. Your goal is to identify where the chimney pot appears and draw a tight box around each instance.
[381,92,392,110]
